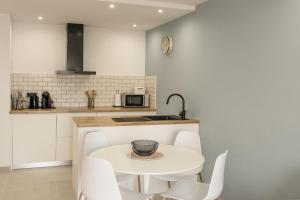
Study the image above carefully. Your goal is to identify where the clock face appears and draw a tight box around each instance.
[161,36,173,55]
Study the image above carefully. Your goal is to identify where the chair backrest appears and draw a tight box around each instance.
[204,150,228,200]
[174,131,202,153]
[83,131,108,156]
[81,157,122,200]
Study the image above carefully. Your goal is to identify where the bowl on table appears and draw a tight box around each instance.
[131,140,159,156]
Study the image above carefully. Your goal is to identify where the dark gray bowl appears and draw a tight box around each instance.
[131,140,159,156]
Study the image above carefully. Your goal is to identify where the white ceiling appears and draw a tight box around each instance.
[0,0,207,30]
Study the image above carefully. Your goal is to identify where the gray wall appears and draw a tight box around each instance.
[146,0,300,199]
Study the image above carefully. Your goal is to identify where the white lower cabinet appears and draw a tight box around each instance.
[57,113,97,138]
[97,112,124,117]
[12,111,156,168]
[56,137,72,161]
[124,112,157,116]
[12,114,57,167]
[56,113,97,161]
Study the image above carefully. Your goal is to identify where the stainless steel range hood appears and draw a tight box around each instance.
[56,23,96,75]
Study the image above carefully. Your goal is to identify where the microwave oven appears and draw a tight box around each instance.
[121,94,150,108]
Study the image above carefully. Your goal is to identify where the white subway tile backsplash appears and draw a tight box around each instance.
[12,73,156,108]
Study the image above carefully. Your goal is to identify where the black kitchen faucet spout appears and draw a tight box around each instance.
[166,93,186,120]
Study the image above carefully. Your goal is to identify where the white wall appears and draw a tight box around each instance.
[84,27,145,75]
[12,22,145,75]
[0,13,12,167]
[12,22,66,74]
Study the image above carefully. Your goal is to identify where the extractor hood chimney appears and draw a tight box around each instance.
[56,23,96,75]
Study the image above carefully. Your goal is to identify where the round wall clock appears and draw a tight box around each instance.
[161,36,173,56]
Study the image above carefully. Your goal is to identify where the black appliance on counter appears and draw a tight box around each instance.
[27,93,39,109]
[41,91,54,109]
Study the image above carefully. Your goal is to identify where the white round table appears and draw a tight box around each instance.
[90,144,205,193]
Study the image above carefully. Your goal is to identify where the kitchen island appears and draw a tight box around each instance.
[72,116,200,197]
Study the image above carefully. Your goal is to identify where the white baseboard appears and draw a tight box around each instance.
[12,160,72,170]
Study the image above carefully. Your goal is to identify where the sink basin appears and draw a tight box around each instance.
[112,115,184,122]
[142,115,182,121]
[112,117,151,122]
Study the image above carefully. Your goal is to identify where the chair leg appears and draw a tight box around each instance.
[78,192,83,200]
[137,175,142,193]
[143,175,151,194]
[167,181,172,188]
[198,172,203,182]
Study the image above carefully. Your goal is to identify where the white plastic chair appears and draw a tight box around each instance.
[174,131,202,152]
[80,156,153,200]
[82,131,137,192]
[172,130,203,180]
[149,131,204,190]
[161,150,228,200]
[83,131,109,156]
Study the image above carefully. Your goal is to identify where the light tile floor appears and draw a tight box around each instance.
[0,166,163,200]
[0,166,75,200]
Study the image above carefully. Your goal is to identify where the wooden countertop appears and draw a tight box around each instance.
[10,106,156,114]
[73,116,200,128]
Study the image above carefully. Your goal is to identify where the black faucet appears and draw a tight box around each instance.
[166,93,186,120]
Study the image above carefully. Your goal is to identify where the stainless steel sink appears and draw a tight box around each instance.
[142,115,182,121]
[112,115,183,122]
[112,117,151,122]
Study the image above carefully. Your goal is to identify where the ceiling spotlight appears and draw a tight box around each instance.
[132,24,137,28]
[109,4,115,8]
[158,9,164,13]
[38,16,43,20]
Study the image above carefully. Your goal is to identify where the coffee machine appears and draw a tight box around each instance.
[41,91,54,109]
[27,93,39,109]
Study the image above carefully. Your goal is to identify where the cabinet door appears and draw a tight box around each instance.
[56,137,72,161]
[57,113,97,137]
[13,114,57,165]
[56,113,97,161]
[97,112,124,117]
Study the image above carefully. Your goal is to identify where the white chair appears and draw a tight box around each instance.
[161,150,228,200]
[80,156,154,200]
[82,131,137,191]
[83,131,109,156]
[172,130,203,181]
[174,131,202,152]
[150,131,204,189]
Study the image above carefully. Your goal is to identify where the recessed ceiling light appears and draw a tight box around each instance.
[38,16,43,20]
[158,9,164,13]
[109,4,115,8]
[132,24,137,28]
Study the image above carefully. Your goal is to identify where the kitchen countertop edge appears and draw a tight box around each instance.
[73,116,200,128]
[10,106,156,114]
